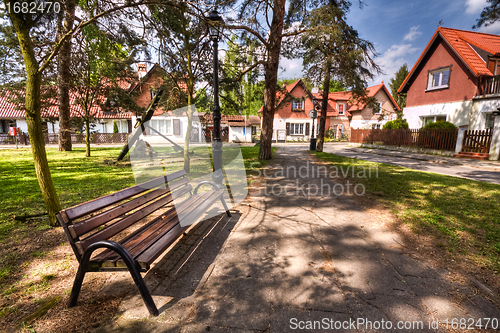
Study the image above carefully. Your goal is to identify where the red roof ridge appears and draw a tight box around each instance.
[399,26,500,93]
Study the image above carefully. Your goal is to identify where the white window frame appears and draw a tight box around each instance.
[420,115,447,127]
[485,112,495,129]
[290,123,304,135]
[427,67,451,90]
[374,102,382,114]
[150,118,173,135]
[114,120,129,133]
[292,100,304,110]
[338,103,345,115]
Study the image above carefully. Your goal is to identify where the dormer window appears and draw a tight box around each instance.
[427,66,451,90]
[292,99,304,110]
[338,103,345,115]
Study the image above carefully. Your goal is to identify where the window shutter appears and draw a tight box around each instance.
[305,123,310,136]
[127,120,132,133]
[173,119,181,135]
[286,122,290,135]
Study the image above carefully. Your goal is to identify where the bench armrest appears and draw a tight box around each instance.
[193,181,222,195]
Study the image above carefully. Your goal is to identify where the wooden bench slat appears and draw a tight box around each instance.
[120,191,214,261]
[77,184,192,252]
[134,191,223,265]
[64,170,187,220]
[91,191,202,263]
[69,178,190,238]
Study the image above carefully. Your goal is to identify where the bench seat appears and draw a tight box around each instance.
[57,170,231,316]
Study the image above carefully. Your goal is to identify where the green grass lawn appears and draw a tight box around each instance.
[0,145,274,243]
[313,151,500,273]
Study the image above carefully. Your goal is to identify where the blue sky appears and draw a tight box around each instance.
[278,0,500,88]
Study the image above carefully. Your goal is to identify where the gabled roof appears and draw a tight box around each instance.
[258,79,320,114]
[314,82,400,115]
[398,27,500,93]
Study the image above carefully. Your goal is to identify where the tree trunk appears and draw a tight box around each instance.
[10,13,62,226]
[258,0,286,160]
[57,0,76,151]
[183,104,193,173]
[85,114,90,157]
[316,58,332,152]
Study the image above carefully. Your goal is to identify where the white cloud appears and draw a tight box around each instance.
[369,43,419,87]
[477,21,500,34]
[465,0,487,14]
[278,57,303,79]
[403,26,422,41]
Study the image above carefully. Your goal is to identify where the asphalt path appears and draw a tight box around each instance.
[320,144,500,185]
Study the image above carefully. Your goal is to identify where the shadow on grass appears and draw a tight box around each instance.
[313,151,500,273]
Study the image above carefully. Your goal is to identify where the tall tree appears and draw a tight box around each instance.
[223,0,289,159]
[147,1,212,172]
[72,22,141,157]
[56,0,76,151]
[4,0,163,225]
[389,64,408,110]
[301,1,380,152]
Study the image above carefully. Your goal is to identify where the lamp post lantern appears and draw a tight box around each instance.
[207,9,224,187]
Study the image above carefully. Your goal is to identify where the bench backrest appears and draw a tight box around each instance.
[56,170,192,261]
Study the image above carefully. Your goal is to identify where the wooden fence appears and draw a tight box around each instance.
[0,133,129,145]
[350,128,459,151]
[461,128,492,154]
[202,127,229,142]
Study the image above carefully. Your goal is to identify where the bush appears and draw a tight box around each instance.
[423,120,456,130]
[383,119,409,129]
[113,121,119,133]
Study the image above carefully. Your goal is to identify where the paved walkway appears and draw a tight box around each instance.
[96,146,500,332]
[321,143,500,185]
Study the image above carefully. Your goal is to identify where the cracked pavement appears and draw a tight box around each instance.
[95,146,500,332]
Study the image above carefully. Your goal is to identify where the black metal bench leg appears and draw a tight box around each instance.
[220,197,232,217]
[68,240,159,317]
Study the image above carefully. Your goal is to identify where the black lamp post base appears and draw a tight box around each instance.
[309,138,317,151]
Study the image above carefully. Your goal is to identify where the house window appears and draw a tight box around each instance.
[372,123,381,129]
[375,102,382,114]
[150,119,173,135]
[427,67,451,90]
[485,113,495,129]
[421,115,447,127]
[114,120,129,133]
[338,103,345,115]
[292,100,304,110]
[290,123,304,135]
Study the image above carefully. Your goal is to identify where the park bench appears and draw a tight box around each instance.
[56,169,231,316]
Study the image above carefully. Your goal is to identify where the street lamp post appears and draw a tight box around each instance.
[208,9,224,187]
[309,88,320,151]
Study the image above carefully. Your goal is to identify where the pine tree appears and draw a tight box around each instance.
[389,64,409,110]
[301,2,380,152]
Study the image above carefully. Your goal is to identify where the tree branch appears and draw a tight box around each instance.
[38,0,162,74]
[225,24,268,46]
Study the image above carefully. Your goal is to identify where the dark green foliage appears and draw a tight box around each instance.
[383,119,409,129]
[113,121,118,133]
[473,0,500,28]
[423,120,457,130]
[389,64,409,109]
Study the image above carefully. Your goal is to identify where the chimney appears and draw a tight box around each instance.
[138,64,147,79]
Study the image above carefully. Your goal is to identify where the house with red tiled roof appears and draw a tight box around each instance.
[259,79,398,141]
[314,82,400,134]
[398,27,500,130]
[0,63,178,136]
